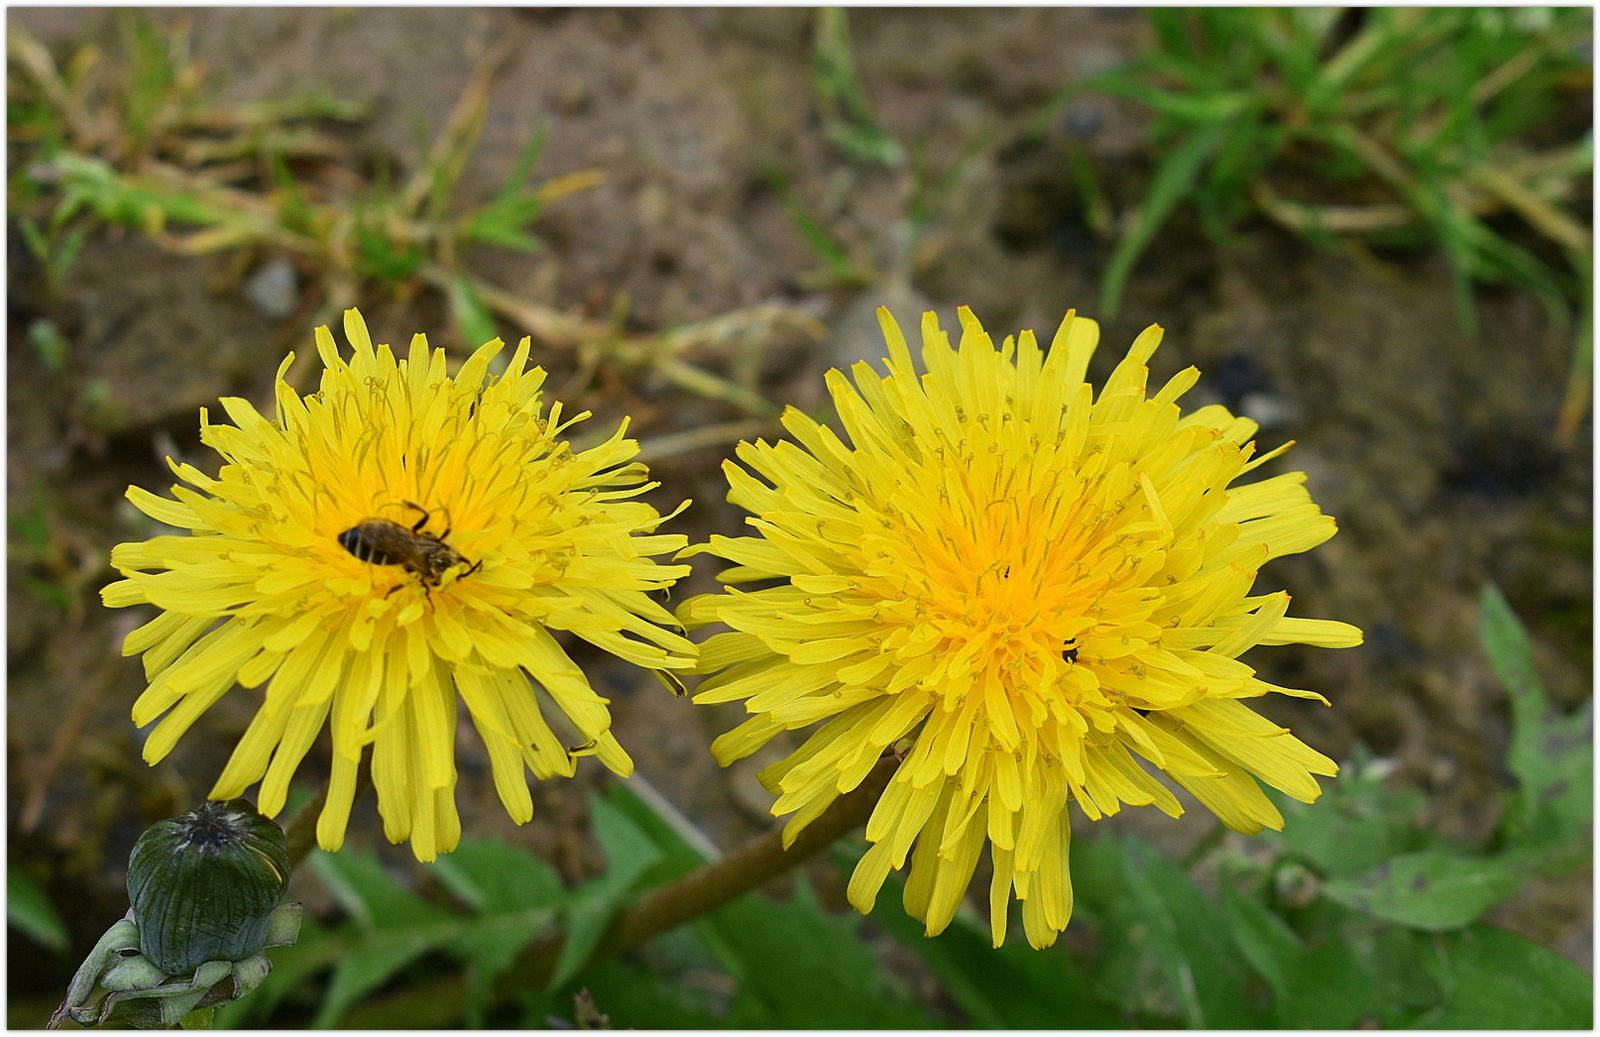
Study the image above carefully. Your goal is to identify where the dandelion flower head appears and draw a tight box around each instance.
[680,306,1362,948]
[104,310,694,861]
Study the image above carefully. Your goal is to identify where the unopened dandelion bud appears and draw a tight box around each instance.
[126,799,290,975]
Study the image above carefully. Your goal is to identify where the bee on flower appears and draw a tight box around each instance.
[103,310,695,862]
[678,306,1361,949]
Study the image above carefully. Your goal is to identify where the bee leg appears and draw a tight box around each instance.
[385,577,425,599]
[401,499,432,534]
[463,558,483,578]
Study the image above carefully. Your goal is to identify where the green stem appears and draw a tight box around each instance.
[594,754,898,959]
[281,783,329,869]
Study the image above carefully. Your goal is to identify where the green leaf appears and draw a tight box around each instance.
[267,148,314,236]
[811,8,904,169]
[1321,850,1525,931]
[1419,923,1593,1029]
[1107,82,1253,125]
[351,207,425,282]
[1480,583,1594,858]
[26,318,69,374]
[305,850,455,1027]
[15,217,51,268]
[869,869,1125,1028]
[462,215,542,253]
[432,837,564,914]
[522,956,727,1030]
[432,839,564,1026]
[1068,833,1267,1026]
[7,867,69,952]
[491,125,548,209]
[1276,749,1432,878]
[697,875,933,1028]
[463,128,550,253]
[548,792,664,992]
[1274,929,1385,1028]
[603,779,718,888]
[308,848,438,930]
[1119,836,1266,1028]
[1219,885,1301,1003]
[762,165,865,283]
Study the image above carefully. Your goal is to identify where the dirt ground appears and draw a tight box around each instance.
[8,7,1591,1022]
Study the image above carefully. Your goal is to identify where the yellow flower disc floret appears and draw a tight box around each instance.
[680,306,1361,948]
[103,309,694,861]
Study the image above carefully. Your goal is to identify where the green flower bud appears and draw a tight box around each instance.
[125,799,290,975]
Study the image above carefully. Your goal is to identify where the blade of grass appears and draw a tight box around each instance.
[447,274,498,353]
[1100,120,1229,317]
[761,165,869,285]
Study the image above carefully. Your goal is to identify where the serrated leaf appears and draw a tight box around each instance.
[1121,836,1266,1028]
[1419,923,1592,1029]
[432,838,564,914]
[1480,584,1594,856]
[603,779,718,887]
[1275,931,1384,1028]
[1276,755,1432,878]
[7,867,69,952]
[306,850,457,1027]
[1321,851,1525,931]
[698,875,933,1028]
[432,839,564,1026]
[548,793,664,992]
[308,849,439,930]
[1220,885,1301,1002]
[312,934,433,1029]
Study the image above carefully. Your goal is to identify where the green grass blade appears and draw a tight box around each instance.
[7,867,69,952]
[1099,121,1228,317]
[447,275,497,352]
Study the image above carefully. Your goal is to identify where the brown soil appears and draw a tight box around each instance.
[8,7,1591,1024]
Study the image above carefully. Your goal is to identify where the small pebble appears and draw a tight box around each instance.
[1238,390,1299,432]
[243,258,299,320]
[1065,100,1104,141]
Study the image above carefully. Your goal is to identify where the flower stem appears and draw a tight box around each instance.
[591,754,898,959]
[281,768,373,868]
[281,784,329,868]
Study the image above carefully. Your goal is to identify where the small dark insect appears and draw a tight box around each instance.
[338,500,481,590]
[1062,639,1079,664]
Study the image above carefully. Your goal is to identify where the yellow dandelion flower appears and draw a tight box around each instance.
[103,309,694,862]
[679,306,1362,949]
